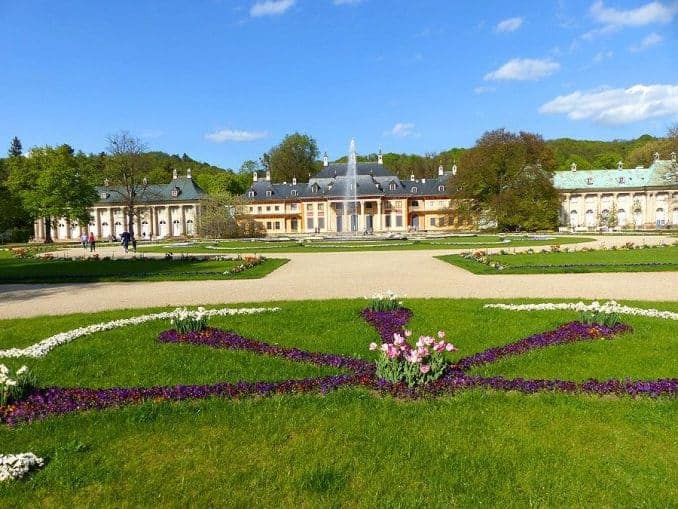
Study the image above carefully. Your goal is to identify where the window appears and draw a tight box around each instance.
[274,221,280,230]
[318,203,324,211]
[247,191,255,198]
[266,190,272,197]
[385,215,392,228]
[396,215,403,227]
[430,217,435,226]
[438,185,445,192]
[307,203,313,211]
[411,200,419,207]
[291,218,298,231]
[257,206,262,213]
[171,187,180,197]
[274,205,280,211]
[266,221,272,229]
[266,206,271,212]
[306,218,314,230]
[291,190,297,197]
[389,183,397,191]
[249,206,254,213]
[411,187,418,193]
[290,203,298,211]
[100,192,109,199]
[318,218,325,229]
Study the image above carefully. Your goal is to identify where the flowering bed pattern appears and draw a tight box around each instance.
[1,309,676,426]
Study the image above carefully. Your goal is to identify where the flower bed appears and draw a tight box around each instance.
[484,301,678,321]
[2,305,675,426]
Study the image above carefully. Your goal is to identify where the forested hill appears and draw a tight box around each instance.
[333,133,673,180]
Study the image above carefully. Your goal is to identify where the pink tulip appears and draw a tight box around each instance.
[445,343,457,352]
[433,341,446,353]
[437,331,446,339]
[420,364,431,374]
[404,329,413,338]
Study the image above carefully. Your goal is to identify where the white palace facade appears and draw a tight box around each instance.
[32,151,677,241]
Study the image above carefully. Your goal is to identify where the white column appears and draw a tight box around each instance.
[180,206,186,235]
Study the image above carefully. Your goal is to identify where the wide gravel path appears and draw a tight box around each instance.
[1,235,676,318]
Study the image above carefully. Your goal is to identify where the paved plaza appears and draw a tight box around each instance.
[0,235,676,319]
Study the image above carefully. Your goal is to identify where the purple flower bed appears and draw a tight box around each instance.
[1,308,675,426]
[360,309,413,343]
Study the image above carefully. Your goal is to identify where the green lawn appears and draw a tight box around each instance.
[438,245,678,274]
[0,298,676,507]
[0,256,288,283]
[137,235,594,254]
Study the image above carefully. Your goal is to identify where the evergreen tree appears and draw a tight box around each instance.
[8,136,22,157]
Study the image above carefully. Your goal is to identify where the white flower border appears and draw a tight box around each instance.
[0,453,44,482]
[484,300,678,321]
[0,307,280,359]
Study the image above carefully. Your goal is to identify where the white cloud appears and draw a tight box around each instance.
[484,58,560,81]
[630,32,663,51]
[583,1,677,38]
[333,0,364,5]
[496,17,523,32]
[539,84,678,125]
[250,0,295,17]
[139,129,164,139]
[384,123,417,138]
[205,129,269,142]
[473,86,495,94]
[593,50,614,62]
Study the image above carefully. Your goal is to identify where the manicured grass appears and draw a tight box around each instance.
[438,245,678,274]
[137,235,594,254]
[0,257,288,283]
[0,298,676,506]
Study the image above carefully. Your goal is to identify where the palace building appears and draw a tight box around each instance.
[554,152,677,231]
[32,150,677,241]
[33,169,205,241]
[243,151,463,235]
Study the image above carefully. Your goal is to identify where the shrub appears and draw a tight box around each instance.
[0,365,36,406]
[170,307,209,333]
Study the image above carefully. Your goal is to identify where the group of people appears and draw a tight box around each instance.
[80,232,96,252]
[80,230,139,254]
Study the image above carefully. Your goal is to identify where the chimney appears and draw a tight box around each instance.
[323,152,329,167]
[452,163,457,176]
[266,170,271,181]
[571,162,577,172]
[253,171,258,182]
[378,148,383,165]
[186,168,192,179]
[438,164,444,176]
[172,168,178,180]
[410,173,415,181]
[292,176,297,185]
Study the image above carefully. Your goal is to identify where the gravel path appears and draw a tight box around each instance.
[1,235,676,319]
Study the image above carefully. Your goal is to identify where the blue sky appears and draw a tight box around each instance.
[1,0,677,170]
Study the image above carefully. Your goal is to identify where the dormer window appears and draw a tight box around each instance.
[247,190,255,198]
[438,185,445,192]
[312,184,320,193]
[411,187,418,193]
[100,192,109,199]
[586,177,593,185]
[389,183,397,191]
[171,187,180,197]
[291,190,298,197]
[266,190,272,197]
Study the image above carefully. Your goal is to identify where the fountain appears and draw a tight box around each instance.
[344,138,359,233]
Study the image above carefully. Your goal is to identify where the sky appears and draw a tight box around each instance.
[1,0,677,170]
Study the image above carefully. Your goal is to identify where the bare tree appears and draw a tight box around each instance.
[104,131,153,237]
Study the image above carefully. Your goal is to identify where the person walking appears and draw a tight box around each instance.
[88,232,96,252]
[121,231,130,253]
[132,236,137,253]
[80,232,88,251]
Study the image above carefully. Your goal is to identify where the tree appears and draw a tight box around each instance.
[593,152,623,169]
[452,129,561,232]
[8,137,22,157]
[265,133,319,183]
[198,193,264,238]
[103,131,153,237]
[6,145,97,243]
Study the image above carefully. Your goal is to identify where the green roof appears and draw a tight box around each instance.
[553,159,677,191]
[95,176,206,204]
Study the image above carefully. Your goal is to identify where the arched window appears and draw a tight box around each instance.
[266,190,272,197]
[247,191,255,198]
[291,190,297,197]
[411,187,418,193]
[438,185,445,192]
[389,183,396,191]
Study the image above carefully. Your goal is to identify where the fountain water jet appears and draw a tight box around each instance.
[344,138,359,233]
